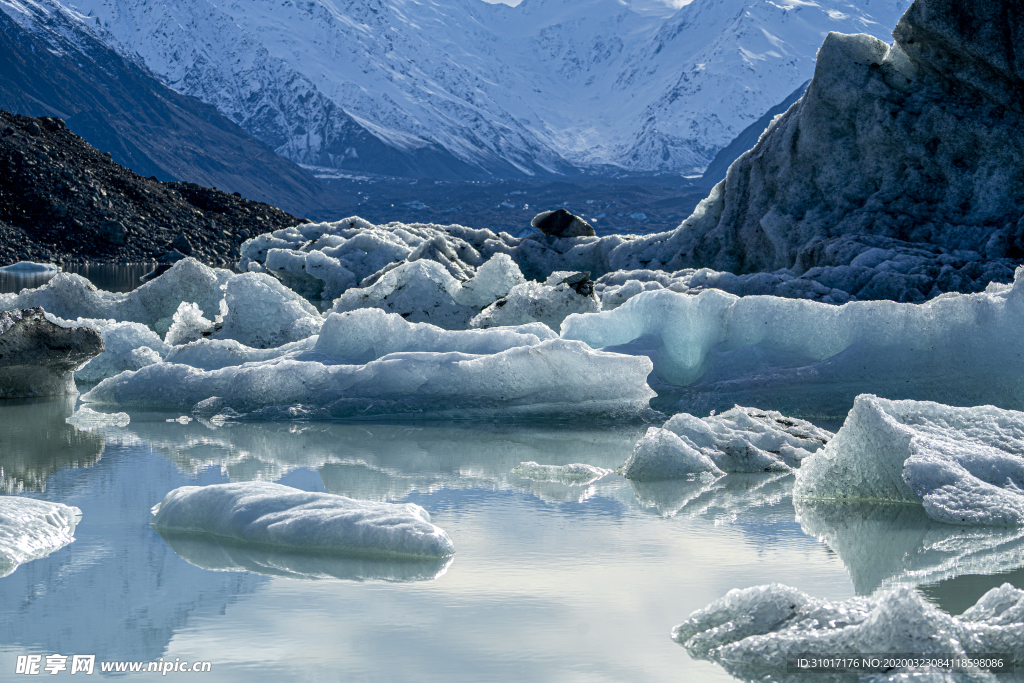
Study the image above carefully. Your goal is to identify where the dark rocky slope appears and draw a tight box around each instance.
[0,111,304,266]
[664,0,1024,299]
[0,2,335,216]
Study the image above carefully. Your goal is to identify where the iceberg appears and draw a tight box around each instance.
[69,319,170,384]
[0,259,231,333]
[622,407,832,480]
[330,254,525,330]
[155,531,453,582]
[509,462,612,486]
[0,261,60,273]
[213,272,322,349]
[673,583,1024,679]
[82,339,656,420]
[470,272,600,333]
[164,302,215,346]
[563,270,1024,418]
[150,482,454,558]
[795,395,1024,526]
[0,307,104,398]
[0,497,81,577]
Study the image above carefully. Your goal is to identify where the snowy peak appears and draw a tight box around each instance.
[46,0,910,178]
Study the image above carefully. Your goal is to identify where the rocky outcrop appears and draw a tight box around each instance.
[0,111,305,266]
[668,0,1024,299]
[0,307,103,397]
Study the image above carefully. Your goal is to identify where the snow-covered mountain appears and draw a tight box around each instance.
[53,0,910,177]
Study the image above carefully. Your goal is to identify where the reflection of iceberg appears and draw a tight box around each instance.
[157,530,453,582]
[0,396,104,493]
[630,473,792,518]
[796,499,1024,596]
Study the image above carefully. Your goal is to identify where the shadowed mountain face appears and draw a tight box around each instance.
[0,2,335,216]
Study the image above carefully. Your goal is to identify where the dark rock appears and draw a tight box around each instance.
[557,271,594,297]
[171,233,193,255]
[98,219,128,245]
[23,122,40,136]
[0,307,103,398]
[157,249,187,264]
[530,209,596,238]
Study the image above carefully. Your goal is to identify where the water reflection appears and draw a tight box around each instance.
[0,263,154,294]
[0,396,104,493]
[157,531,454,582]
[796,499,1024,596]
[631,473,792,520]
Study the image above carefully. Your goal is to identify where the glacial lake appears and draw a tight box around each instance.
[2,396,1023,681]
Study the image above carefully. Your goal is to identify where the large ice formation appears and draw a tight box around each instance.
[622,407,832,480]
[795,395,1024,526]
[563,272,1024,417]
[510,462,612,486]
[674,583,1024,678]
[796,499,1024,595]
[150,482,454,558]
[0,497,81,577]
[83,338,655,419]
[662,0,1024,291]
[164,302,214,346]
[0,259,231,332]
[0,307,103,397]
[155,531,453,582]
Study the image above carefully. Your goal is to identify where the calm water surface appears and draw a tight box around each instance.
[2,396,1022,681]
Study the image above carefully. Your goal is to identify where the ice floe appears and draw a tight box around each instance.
[510,462,612,485]
[150,482,454,558]
[66,319,170,384]
[0,259,230,333]
[471,271,599,333]
[82,338,655,420]
[164,302,215,346]
[673,583,1024,680]
[563,270,1024,417]
[214,272,322,349]
[0,261,60,273]
[622,407,832,480]
[0,497,81,577]
[795,395,1024,526]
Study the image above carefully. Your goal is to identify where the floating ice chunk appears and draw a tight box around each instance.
[795,499,1024,595]
[471,278,600,333]
[452,253,525,309]
[313,309,545,364]
[71,320,170,384]
[264,248,356,300]
[214,273,322,349]
[796,395,1024,525]
[66,406,130,429]
[0,258,230,331]
[621,427,725,480]
[156,531,452,582]
[510,462,612,485]
[0,497,81,577]
[0,307,103,398]
[0,261,60,273]
[673,583,1024,678]
[163,337,318,370]
[648,407,833,474]
[164,302,214,346]
[82,339,656,420]
[562,274,1024,416]
[150,482,454,558]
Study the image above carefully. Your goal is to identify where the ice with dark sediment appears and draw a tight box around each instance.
[621,407,832,480]
[795,394,1024,526]
[150,482,454,558]
[0,307,104,397]
[673,583,1024,682]
[0,497,81,577]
